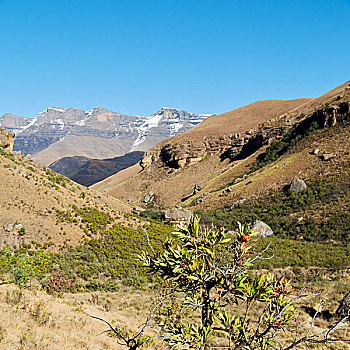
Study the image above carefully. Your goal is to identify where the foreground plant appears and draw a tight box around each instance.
[140,217,349,349]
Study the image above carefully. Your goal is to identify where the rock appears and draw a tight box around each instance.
[193,183,203,194]
[234,177,243,184]
[191,196,204,205]
[289,178,307,194]
[231,198,246,208]
[132,206,145,214]
[161,208,192,224]
[219,187,232,197]
[142,191,155,204]
[252,220,273,237]
[321,153,336,161]
[336,291,350,320]
[4,223,23,232]
[0,127,15,150]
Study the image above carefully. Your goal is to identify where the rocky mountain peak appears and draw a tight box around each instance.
[0,106,210,164]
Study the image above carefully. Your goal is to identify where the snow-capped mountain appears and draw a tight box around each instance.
[0,106,210,165]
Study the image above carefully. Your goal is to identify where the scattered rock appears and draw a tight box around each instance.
[336,291,350,320]
[234,177,243,184]
[289,178,307,194]
[231,198,246,208]
[132,206,145,214]
[219,187,232,196]
[321,153,337,161]
[252,220,273,237]
[161,208,192,224]
[193,183,203,194]
[3,223,23,233]
[142,191,155,204]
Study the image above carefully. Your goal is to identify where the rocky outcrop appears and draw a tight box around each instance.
[252,220,273,237]
[142,191,156,206]
[161,207,192,224]
[321,153,337,161]
[289,178,307,194]
[140,100,350,171]
[336,291,350,320]
[0,127,15,150]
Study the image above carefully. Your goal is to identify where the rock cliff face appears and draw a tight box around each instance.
[0,127,15,150]
[140,101,350,170]
[0,106,210,164]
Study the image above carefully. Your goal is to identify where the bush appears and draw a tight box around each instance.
[42,271,75,296]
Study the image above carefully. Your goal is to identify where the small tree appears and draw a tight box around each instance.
[140,218,349,349]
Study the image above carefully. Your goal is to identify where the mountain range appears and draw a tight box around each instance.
[0,106,210,165]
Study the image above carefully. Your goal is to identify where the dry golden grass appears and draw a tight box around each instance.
[0,269,349,350]
[0,150,132,250]
[0,284,159,350]
[101,81,350,209]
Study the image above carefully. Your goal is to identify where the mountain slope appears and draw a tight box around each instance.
[98,98,311,206]
[50,151,144,187]
[0,146,131,250]
[0,106,210,165]
[97,81,350,211]
[48,155,90,176]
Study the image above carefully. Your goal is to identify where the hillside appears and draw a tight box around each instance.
[49,151,144,187]
[0,146,133,250]
[0,106,210,165]
[98,82,349,211]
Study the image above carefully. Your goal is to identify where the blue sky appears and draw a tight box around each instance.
[1,0,349,117]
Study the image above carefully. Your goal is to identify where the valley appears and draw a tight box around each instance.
[0,81,349,349]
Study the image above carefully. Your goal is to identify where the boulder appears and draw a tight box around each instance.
[161,208,192,224]
[231,198,246,208]
[289,178,307,194]
[0,127,15,150]
[336,291,350,320]
[252,220,273,237]
[132,206,145,214]
[321,153,336,161]
[142,191,155,204]
[193,183,203,194]
[3,223,23,233]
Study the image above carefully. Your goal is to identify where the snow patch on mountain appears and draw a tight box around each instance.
[130,111,164,151]
[52,119,65,130]
[15,117,37,135]
[48,106,66,113]
[76,110,93,126]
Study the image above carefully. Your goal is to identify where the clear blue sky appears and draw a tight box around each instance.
[1,0,350,117]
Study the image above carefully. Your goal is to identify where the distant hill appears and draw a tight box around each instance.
[48,155,90,176]
[0,106,210,165]
[49,151,144,187]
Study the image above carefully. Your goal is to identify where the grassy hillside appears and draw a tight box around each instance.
[101,81,350,208]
